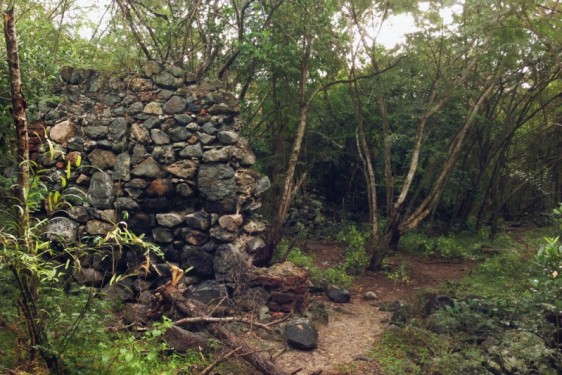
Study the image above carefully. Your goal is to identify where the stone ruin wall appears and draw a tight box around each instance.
[36,62,272,284]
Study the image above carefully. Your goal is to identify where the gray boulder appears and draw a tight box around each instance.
[163,96,187,114]
[327,287,351,303]
[285,318,318,350]
[181,246,215,276]
[198,164,236,201]
[88,171,115,209]
[186,280,229,305]
[113,153,131,181]
[185,211,211,230]
[46,217,79,243]
[131,157,167,178]
[214,244,248,283]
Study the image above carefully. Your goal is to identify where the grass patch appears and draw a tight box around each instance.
[399,229,516,260]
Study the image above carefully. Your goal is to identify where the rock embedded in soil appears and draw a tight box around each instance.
[285,318,318,350]
[363,291,378,300]
[327,286,351,303]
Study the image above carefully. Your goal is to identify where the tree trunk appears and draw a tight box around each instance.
[114,0,153,61]
[350,71,379,238]
[399,75,497,233]
[4,8,30,239]
[4,9,67,374]
[378,95,394,215]
[265,34,312,260]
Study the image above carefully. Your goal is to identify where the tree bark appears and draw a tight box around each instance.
[349,68,379,254]
[4,9,67,374]
[4,8,30,236]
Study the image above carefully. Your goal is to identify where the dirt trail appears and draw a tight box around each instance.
[272,240,476,375]
[276,299,388,374]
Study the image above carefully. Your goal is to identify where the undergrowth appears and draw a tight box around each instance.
[275,223,371,288]
[283,244,353,287]
[400,228,515,260]
[0,284,209,374]
[370,219,562,375]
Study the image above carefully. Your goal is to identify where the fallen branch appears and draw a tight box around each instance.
[174,316,273,332]
[266,314,292,327]
[207,323,289,375]
[158,284,290,375]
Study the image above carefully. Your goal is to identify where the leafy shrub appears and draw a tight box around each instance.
[530,204,562,313]
[384,262,411,284]
[323,267,353,287]
[369,325,451,375]
[95,318,208,374]
[337,224,369,274]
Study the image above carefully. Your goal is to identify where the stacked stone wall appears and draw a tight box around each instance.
[36,62,270,282]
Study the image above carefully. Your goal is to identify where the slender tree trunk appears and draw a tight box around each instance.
[400,76,497,233]
[264,35,312,262]
[349,70,380,269]
[115,0,153,61]
[378,95,393,215]
[4,9,67,373]
[4,9,30,236]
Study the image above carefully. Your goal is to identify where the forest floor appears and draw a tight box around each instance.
[272,240,478,375]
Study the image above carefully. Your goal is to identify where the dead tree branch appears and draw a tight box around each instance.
[158,284,290,375]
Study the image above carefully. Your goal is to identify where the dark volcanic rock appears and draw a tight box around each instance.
[327,287,351,303]
[285,318,318,350]
[185,211,211,231]
[181,246,215,276]
[198,164,236,201]
[185,280,228,305]
[163,95,187,114]
[113,153,131,181]
[214,244,248,283]
[131,157,167,178]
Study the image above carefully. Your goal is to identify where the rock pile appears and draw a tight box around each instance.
[247,262,309,313]
[36,63,270,281]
